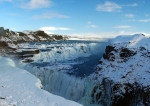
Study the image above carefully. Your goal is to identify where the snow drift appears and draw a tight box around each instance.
[0,57,82,106]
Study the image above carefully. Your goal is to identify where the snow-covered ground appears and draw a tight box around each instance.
[0,57,82,106]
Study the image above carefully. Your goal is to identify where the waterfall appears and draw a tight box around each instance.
[16,40,109,105]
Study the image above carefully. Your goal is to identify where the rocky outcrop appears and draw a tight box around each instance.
[0,27,67,43]
[2,29,54,42]
[17,49,40,55]
[119,48,136,58]
[103,45,116,61]
[51,35,64,40]
[111,82,150,106]
[0,27,67,56]
[91,34,150,106]
[91,79,150,106]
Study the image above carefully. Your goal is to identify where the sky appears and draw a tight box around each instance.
[0,0,150,38]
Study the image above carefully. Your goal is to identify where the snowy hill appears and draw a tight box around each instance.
[90,34,150,106]
[0,56,82,106]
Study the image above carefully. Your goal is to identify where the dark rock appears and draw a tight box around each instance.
[98,61,103,64]
[103,51,115,61]
[36,30,49,40]
[103,45,117,61]
[18,32,27,37]
[0,97,5,99]
[52,34,64,40]
[103,53,108,60]
[18,49,40,55]
[56,51,61,54]
[22,59,34,63]
[0,41,8,48]
[19,54,34,58]
[92,78,150,106]
[120,48,136,58]
[105,45,115,55]
[108,53,115,61]
[140,47,146,51]
[112,83,150,106]
[0,27,5,36]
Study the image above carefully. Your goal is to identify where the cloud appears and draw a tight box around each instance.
[125,14,134,18]
[114,25,132,29]
[32,12,69,19]
[96,1,122,12]
[89,25,98,28]
[40,26,72,34]
[21,0,52,9]
[42,31,55,34]
[126,3,138,7]
[40,26,72,31]
[138,19,150,22]
[127,19,150,22]
[87,21,98,28]
[69,31,150,38]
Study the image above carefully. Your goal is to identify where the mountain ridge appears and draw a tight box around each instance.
[0,27,67,55]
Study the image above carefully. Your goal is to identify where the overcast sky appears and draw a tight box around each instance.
[0,0,150,37]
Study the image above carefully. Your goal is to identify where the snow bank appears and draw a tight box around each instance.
[0,57,82,106]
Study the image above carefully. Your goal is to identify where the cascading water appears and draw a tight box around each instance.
[16,39,109,105]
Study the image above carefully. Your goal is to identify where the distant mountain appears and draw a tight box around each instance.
[90,34,150,106]
[0,27,67,54]
[0,27,52,42]
[0,27,68,42]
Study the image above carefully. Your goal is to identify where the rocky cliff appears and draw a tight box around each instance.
[90,34,150,106]
[0,27,66,55]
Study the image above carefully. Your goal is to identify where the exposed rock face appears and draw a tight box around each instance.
[2,30,54,42]
[119,48,136,58]
[103,45,137,62]
[17,49,40,55]
[0,27,67,43]
[111,82,150,106]
[90,34,150,106]
[103,45,116,61]
[52,35,64,40]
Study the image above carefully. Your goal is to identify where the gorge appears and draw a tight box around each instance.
[0,27,150,106]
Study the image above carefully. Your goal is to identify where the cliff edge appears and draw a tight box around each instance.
[91,34,150,106]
